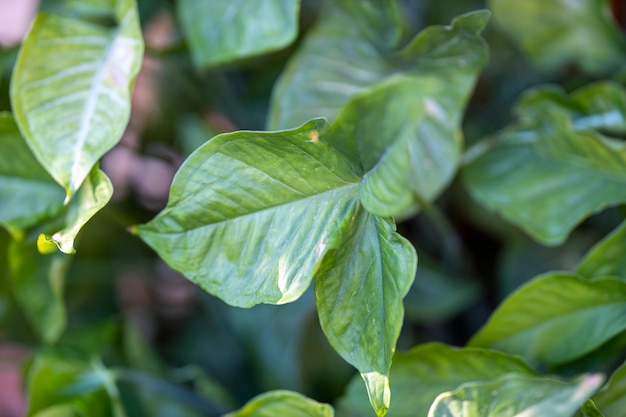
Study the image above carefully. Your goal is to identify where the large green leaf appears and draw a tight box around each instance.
[337,343,537,417]
[177,0,300,68]
[577,220,626,280]
[26,353,125,417]
[488,0,625,73]
[267,0,401,129]
[325,11,488,216]
[11,0,143,198]
[593,362,626,417]
[315,210,416,416]
[468,273,626,367]
[428,373,604,417]
[135,119,362,307]
[463,82,626,245]
[224,390,334,417]
[0,112,64,236]
[8,239,70,344]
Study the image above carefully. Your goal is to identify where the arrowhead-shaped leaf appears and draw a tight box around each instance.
[577,220,626,280]
[463,82,626,245]
[428,373,604,417]
[224,390,334,417]
[11,0,143,197]
[177,0,300,68]
[8,239,70,344]
[337,343,537,417]
[315,211,416,416]
[468,273,626,367]
[0,113,64,236]
[488,0,625,73]
[593,362,626,417]
[135,119,362,307]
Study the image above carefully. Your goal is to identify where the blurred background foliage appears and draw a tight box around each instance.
[1,0,625,416]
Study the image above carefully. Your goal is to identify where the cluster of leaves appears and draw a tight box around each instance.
[0,0,625,416]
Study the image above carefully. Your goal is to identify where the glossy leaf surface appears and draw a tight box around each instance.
[8,240,70,344]
[593,362,626,417]
[463,82,626,245]
[136,119,362,307]
[0,112,64,236]
[469,273,626,367]
[177,0,300,68]
[429,373,604,417]
[577,220,626,280]
[11,0,143,197]
[325,11,489,217]
[337,343,536,417]
[488,0,625,73]
[315,211,416,416]
[224,390,334,417]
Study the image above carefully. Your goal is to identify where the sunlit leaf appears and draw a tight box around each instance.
[135,119,362,307]
[224,390,333,417]
[177,0,300,68]
[315,210,416,416]
[463,82,626,245]
[11,0,143,197]
[8,239,70,344]
[580,400,606,417]
[593,361,626,417]
[488,0,625,73]
[428,373,604,417]
[0,112,64,236]
[325,11,489,217]
[337,343,537,417]
[468,273,626,367]
[577,220,626,280]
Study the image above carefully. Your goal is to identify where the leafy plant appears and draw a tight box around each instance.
[1,0,625,416]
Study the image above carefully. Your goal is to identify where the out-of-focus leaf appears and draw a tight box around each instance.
[11,0,143,197]
[428,373,604,417]
[224,390,333,417]
[8,239,70,344]
[488,0,625,73]
[315,211,416,416]
[135,119,361,307]
[577,220,626,280]
[468,273,626,367]
[593,361,626,417]
[0,112,64,236]
[26,353,125,417]
[325,11,489,216]
[463,82,626,245]
[404,258,479,323]
[580,400,606,417]
[268,0,400,130]
[337,343,537,417]
[177,0,300,68]
[40,167,113,254]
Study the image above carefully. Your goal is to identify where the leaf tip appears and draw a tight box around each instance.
[37,234,58,255]
[361,371,391,417]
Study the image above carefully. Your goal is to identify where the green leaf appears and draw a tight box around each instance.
[268,0,401,129]
[177,0,300,68]
[11,0,143,197]
[577,220,626,280]
[0,112,64,236]
[428,373,604,417]
[580,400,606,417]
[462,82,626,245]
[468,273,626,367]
[315,210,416,416]
[26,353,125,417]
[224,390,333,417]
[135,119,362,307]
[593,361,626,417]
[8,239,70,344]
[41,166,113,254]
[337,343,537,417]
[488,0,626,73]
